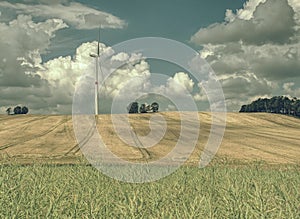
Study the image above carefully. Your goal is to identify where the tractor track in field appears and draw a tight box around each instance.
[128,115,152,160]
[22,115,49,124]
[20,115,50,132]
[65,116,99,156]
[0,115,49,131]
[62,117,75,142]
[65,115,151,160]
[129,126,151,160]
[0,116,71,151]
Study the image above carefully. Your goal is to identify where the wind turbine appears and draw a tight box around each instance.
[90,28,101,115]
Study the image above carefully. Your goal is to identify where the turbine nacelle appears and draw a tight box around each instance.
[89,53,99,58]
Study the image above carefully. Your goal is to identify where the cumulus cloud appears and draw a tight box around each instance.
[1,34,212,114]
[98,68,198,113]
[202,42,300,80]
[0,1,126,29]
[0,1,129,114]
[283,82,300,97]
[0,14,69,112]
[191,0,296,45]
[225,0,266,22]
[219,72,275,109]
[35,41,153,114]
[190,0,300,110]
[99,59,151,99]
[0,16,200,114]
[0,10,114,113]
[289,0,300,30]
[165,72,194,94]
[192,72,275,110]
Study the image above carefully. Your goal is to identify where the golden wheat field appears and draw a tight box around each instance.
[0,112,299,165]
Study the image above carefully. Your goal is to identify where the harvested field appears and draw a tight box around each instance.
[0,112,299,165]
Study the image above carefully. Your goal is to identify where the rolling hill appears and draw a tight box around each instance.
[0,112,299,165]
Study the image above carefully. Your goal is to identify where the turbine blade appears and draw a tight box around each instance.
[97,27,100,56]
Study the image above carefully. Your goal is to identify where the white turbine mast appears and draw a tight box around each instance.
[90,28,101,115]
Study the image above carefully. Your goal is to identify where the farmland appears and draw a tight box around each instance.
[0,112,299,218]
[0,112,299,164]
[0,163,299,218]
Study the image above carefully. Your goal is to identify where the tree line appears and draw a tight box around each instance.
[239,96,300,117]
[128,102,159,114]
[6,106,29,115]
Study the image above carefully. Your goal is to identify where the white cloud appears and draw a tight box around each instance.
[35,42,151,113]
[225,0,266,22]
[0,15,67,90]
[100,59,151,99]
[0,22,200,114]
[288,0,300,36]
[193,71,275,111]
[0,1,126,29]
[148,72,195,100]
[283,82,300,97]
[190,0,300,111]
[220,72,275,109]
[0,11,98,113]
[111,52,130,62]
[165,104,177,111]
[0,9,135,114]
[201,42,300,80]
[191,0,296,45]
[1,2,204,114]
[167,72,194,93]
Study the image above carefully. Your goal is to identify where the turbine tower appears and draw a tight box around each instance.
[90,28,101,115]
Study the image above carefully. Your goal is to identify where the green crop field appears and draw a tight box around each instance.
[0,162,299,218]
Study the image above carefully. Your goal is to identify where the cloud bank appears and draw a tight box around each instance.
[0,1,126,29]
[0,12,195,114]
[191,0,300,110]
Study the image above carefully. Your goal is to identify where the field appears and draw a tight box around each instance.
[0,112,300,164]
[0,163,299,218]
[0,112,299,218]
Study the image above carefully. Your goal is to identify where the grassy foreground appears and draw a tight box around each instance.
[0,163,299,218]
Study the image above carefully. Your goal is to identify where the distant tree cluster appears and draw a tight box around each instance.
[127,102,159,114]
[6,106,29,115]
[239,96,300,117]
[128,102,139,113]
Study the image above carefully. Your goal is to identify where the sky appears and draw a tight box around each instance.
[0,0,299,114]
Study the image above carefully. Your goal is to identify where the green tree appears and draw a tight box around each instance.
[13,106,22,114]
[21,106,29,114]
[239,96,300,118]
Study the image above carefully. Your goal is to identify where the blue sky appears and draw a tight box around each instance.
[0,0,299,114]
[46,0,246,59]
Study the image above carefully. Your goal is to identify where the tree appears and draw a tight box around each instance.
[239,96,300,118]
[139,104,147,113]
[127,102,139,114]
[151,102,159,112]
[6,107,12,115]
[21,106,29,114]
[295,100,300,117]
[291,97,297,116]
[239,105,247,113]
[12,106,29,115]
[283,96,291,114]
[13,106,22,114]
